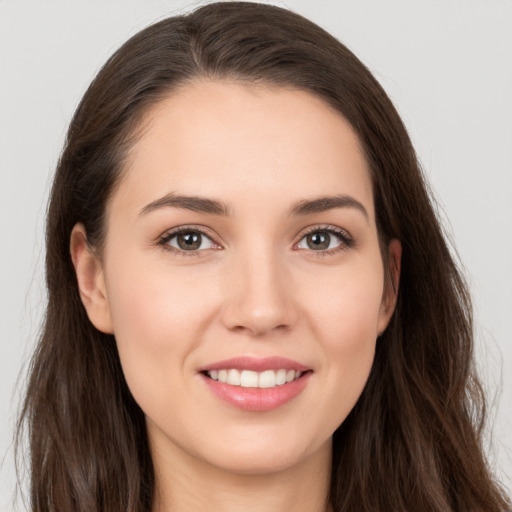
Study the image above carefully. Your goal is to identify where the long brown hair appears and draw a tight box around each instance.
[17,2,511,511]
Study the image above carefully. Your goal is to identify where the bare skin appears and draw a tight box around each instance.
[71,80,400,512]
[150,433,332,512]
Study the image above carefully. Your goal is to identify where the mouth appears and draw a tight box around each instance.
[203,368,307,388]
[199,356,313,411]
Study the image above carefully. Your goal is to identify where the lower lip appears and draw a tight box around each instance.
[200,372,312,412]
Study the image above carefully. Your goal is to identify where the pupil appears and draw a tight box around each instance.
[308,232,330,250]
[178,232,201,250]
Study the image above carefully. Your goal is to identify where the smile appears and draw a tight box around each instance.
[200,357,312,411]
[206,368,303,388]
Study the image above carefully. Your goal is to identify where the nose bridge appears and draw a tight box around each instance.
[221,239,296,336]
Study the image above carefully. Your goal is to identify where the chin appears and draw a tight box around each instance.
[199,434,331,476]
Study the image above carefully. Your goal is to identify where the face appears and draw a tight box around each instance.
[73,81,400,477]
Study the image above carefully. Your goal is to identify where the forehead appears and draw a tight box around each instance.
[112,80,374,222]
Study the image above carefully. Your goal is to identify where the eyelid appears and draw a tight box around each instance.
[294,224,354,255]
[156,223,354,257]
[157,225,223,257]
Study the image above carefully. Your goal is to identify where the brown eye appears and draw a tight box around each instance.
[177,232,202,250]
[166,230,215,252]
[296,228,351,253]
[305,232,331,250]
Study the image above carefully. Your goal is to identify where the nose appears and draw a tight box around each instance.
[220,246,297,337]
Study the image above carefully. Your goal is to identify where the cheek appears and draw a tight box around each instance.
[306,262,384,347]
[107,257,216,341]
[302,263,384,421]
[103,260,219,403]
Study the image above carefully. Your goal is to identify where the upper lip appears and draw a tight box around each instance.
[200,356,311,373]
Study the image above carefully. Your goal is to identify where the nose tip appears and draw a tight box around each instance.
[220,256,297,337]
[225,302,292,337]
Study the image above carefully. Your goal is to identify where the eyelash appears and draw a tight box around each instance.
[156,225,354,258]
[157,226,217,258]
[298,225,354,257]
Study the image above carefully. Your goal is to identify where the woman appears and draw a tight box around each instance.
[16,2,511,511]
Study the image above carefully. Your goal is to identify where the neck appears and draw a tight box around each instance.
[150,433,332,512]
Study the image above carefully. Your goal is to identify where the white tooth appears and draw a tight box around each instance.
[240,370,259,388]
[218,369,228,383]
[295,371,302,379]
[209,370,218,380]
[275,369,287,385]
[258,370,276,388]
[227,369,241,386]
[286,369,295,383]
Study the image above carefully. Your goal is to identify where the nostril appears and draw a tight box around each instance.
[220,292,297,336]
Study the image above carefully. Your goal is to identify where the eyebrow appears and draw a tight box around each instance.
[139,193,232,217]
[288,194,368,220]
[139,192,369,220]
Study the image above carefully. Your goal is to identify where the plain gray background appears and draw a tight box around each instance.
[1,1,511,509]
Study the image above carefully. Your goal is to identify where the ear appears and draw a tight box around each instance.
[70,224,114,334]
[377,238,402,335]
